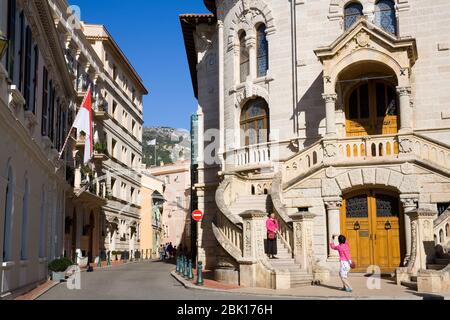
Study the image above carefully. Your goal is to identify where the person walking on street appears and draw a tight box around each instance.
[158,245,165,261]
[330,235,354,293]
[266,213,279,259]
[168,242,174,259]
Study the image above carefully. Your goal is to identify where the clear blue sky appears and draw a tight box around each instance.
[70,0,209,130]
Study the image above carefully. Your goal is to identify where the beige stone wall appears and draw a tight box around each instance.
[141,173,165,259]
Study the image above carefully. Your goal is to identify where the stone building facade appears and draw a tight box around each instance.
[141,172,165,259]
[0,0,146,298]
[182,0,450,292]
[148,160,192,253]
[83,23,147,259]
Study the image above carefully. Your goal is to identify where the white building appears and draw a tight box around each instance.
[182,0,450,293]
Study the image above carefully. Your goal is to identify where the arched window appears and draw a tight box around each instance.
[241,98,269,146]
[344,2,364,30]
[20,176,29,260]
[374,0,397,35]
[256,24,268,77]
[3,165,14,261]
[239,31,249,83]
[446,223,449,238]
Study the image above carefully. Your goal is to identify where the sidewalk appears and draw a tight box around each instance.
[171,270,450,300]
[14,259,147,300]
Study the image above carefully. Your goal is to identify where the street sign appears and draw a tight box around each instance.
[192,209,204,222]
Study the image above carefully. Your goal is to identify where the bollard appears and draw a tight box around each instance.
[97,257,102,268]
[188,259,194,280]
[181,256,185,275]
[196,261,204,286]
[183,257,189,278]
[176,256,181,274]
[107,255,111,266]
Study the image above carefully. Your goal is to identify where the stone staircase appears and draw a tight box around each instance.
[229,195,272,215]
[268,238,313,288]
[401,257,450,291]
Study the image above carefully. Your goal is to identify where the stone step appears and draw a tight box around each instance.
[427,264,446,271]
[435,258,450,265]
[291,280,313,288]
[401,281,417,291]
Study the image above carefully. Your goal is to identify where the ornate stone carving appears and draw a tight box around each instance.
[399,138,413,154]
[324,199,342,211]
[355,30,370,48]
[322,93,338,103]
[397,86,412,97]
[323,144,337,158]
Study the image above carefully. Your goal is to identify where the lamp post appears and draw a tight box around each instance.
[0,31,8,60]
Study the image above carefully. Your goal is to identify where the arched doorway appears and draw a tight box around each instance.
[337,61,400,137]
[345,80,399,137]
[340,189,405,272]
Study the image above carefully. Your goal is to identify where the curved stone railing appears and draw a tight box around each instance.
[405,134,450,172]
[215,176,244,226]
[212,223,243,261]
[434,209,450,246]
[281,140,324,184]
[270,173,294,253]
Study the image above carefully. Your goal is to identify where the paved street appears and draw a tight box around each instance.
[38,260,290,300]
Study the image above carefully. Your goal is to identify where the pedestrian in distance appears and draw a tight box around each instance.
[168,242,174,259]
[330,235,354,293]
[266,213,279,259]
[158,244,165,261]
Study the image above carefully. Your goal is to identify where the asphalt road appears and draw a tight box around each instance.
[38,260,292,300]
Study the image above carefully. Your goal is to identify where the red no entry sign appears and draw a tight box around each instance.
[192,210,204,222]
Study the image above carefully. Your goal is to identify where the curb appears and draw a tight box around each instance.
[27,281,60,301]
[170,271,428,300]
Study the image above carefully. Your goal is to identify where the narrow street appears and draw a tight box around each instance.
[38,261,289,300]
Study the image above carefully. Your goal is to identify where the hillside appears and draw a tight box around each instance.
[142,127,191,167]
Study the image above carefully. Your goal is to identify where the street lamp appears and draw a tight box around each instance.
[0,31,8,60]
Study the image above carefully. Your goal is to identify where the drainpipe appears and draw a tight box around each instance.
[290,0,299,137]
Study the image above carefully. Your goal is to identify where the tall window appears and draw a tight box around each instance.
[24,26,32,110]
[32,45,38,114]
[41,67,48,136]
[18,11,24,91]
[240,98,269,146]
[374,0,397,35]
[239,31,249,83]
[6,0,17,80]
[3,165,14,261]
[344,2,364,30]
[256,25,268,78]
[20,176,29,260]
[39,188,46,258]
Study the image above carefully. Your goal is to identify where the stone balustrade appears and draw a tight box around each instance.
[230,142,271,167]
[434,209,450,247]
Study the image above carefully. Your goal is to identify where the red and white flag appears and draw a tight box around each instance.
[73,86,93,164]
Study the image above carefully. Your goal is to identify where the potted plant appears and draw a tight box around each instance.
[48,258,74,282]
[112,250,122,261]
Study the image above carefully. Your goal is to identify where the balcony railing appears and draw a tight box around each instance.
[231,142,271,167]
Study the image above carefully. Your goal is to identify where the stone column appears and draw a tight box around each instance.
[322,94,338,137]
[406,208,436,275]
[246,33,257,80]
[400,195,419,266]
[397,86,412,133]
[291,212,315,272]
[239,210,267,287]
[218,20,225,168]
[324,197,342,261]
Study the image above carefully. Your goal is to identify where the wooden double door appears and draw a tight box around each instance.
[340,190,405,273]
[346,80,399,137]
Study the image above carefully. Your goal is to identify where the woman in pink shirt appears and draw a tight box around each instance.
[330,235,353,292]
[266,213,279,259]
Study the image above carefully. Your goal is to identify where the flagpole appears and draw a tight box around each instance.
[58,84,92,161]
[154,142,157,167]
